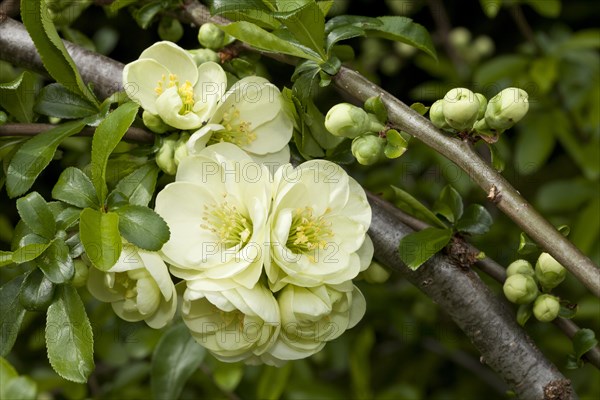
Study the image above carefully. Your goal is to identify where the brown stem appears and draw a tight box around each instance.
[0,123,155,144]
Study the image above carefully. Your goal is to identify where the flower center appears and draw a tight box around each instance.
[155,73,195,114]
[201,197,253,248]
[109,272,138,299]
[287,207,334,258]
[208,106,257,147]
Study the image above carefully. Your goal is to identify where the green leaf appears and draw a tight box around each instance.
[523,0,561,17]
[325,15,382,34]
[90,102,139,204]
[49,202,82,231]
[219,21,322,62]
[0,276,26,356]
[132,1,163,29]
[34,83,98,119]
[212,0,279,29]
[0,71,37,123]
[115,205,170,251]
[213,362,244,392]
[151,323,205,400]
[365,16,437,60]
[6,119,88,198]
[0,251,12,267]
[46,285,94,383]
[326,25,365,52]
[274,2,326,60]
[52,167,99,209]
[19,269,55,311]
[2,375,37,400]
[391,186,447,229]
[305,98,344,150]
[256,363,292,400]
[16,192,56,239]
[433,185,464,224]
[517,303,533,327]
[455,204,493,235]
[488,143,506,172]
[364,96,388,123]
[21,0,98,106]
[559,303,578,319]
[113,164,159,207]
[398,227,453,270]
[79,208,122,271]
[0,357,19,400]
[350,328,375,399]
[518,232,538,255]
[38,239,74,284]
[12,241,52,264]
[515,115,556,175]
[572,329,598,360]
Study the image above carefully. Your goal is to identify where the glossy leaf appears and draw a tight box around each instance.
[365,16,436,60]
[21,0,98,105]
[219,21,322,62]
[115,205,170,251]
[52,167,99,209]
[19,269,55,311]
[517,232,538,255]
[6,119,88,198]
[90,102,139,204]
[398,227,453,270]
[0,276,26,356]
[46,285,94,383]
[38,239,75,284]
[517,303,533,327]
[391,186,447,229]
[34,83,98,119]
[2,376,37,400]
[433,185,464,224]
[12,241,52,264]
[256,363,292,400]
[0,251,12,267]
[488,143,506,172]
[212,0,279,29]
[326,25,365,52]
[113,164,159,207]
[455,204,493,235]
[16,191,56,239]
[573,329,598,360]
[132,1,163,29]
[364,96,388,123]
[0,71,37,123]
[79,208,122,271]
[275,1,326,59]
[151,323,205,400]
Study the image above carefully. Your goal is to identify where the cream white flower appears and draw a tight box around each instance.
[154,142,271,289]
[263,281,366,362]
[86,243,177,329]
[265,160,372,291]
[182,283,280,363]
[123,41,227,130]
[187,76,293,165]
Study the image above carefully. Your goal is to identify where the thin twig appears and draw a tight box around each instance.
[426,0,464,71]
[0,123,155,144]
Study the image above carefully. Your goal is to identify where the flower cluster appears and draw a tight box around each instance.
[152,143,372,364]
[122,41,293,169]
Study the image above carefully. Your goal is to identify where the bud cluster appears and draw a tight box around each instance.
[429,87,529,139]
[502,252,567,323]
[325,98,408,166]
[449,27,495,64]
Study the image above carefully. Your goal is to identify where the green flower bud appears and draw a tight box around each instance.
[442,88,480,131]
[156,134,178,175]
[475,93,487,120]
[188,48,220,65]
[533,294,560,322]
[0,111,7,125]
[503,274,538,304]
[449,27,471,49]
[198,23,225,50]
[143,111,170,134]
[174,132,190,166]
[351,134,386,165]
[535,252,566,290]
[158,17,184,43]
[325,103,384,138]
[473,36,494,57]
[71,259,89,288]
[485,87,529,131]
[429,99,450,130]
[506,259,534,277]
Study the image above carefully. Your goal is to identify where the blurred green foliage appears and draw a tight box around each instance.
[0,0,598,399]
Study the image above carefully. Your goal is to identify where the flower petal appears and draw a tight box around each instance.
[140,41,198,84]
[156,86,204,130]
[122,59,169,114]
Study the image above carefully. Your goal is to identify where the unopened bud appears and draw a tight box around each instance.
[158,17,184,43]
[143,111,170,134]
[485,87,529,131]
[503,274,538,304]
[535,252,566,290]
[475,93,487,120]
[351,134,386,165]
[473,36,494,57]
[533,294,560,322]
[429,99,450,130]
[188,48,220,65]
[449,27,471,49]
[198,23,226,50]
[156,134,178,175]
[506,259,534,277]
[442,88,480,131]
[325,103,384,138]
[361,261,391,283]
[174,133,190,166]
